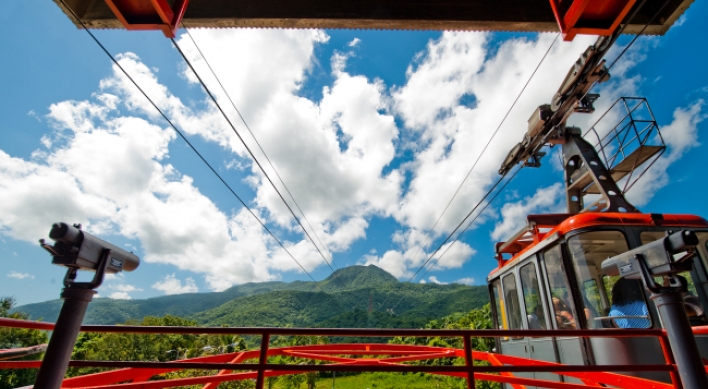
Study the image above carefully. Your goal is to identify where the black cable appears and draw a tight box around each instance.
[57,0,321,287]
[606,0,671,73]
[387,166,522,313]
[393,0,667,312]
[376,33,560,312]
[170,37,346,290]
[405,33,560,277]
[180,27,339,278]
[417,166,522,282]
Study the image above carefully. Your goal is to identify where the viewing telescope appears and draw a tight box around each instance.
[602,230,698,279]
[35,223,141,389]
[40,222,139,274]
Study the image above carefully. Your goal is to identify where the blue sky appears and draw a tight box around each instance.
[1,1,707,306]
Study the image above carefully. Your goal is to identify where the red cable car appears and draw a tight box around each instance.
[487,34,708,386]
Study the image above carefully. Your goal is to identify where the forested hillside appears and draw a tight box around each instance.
[16,265,489,328]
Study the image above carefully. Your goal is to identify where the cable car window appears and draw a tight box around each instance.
[502,274,523,331]
[542,244,577,329]
[520,263,547,329]
[491,279,507,330]
[567,230,649,328]
[581,279,601,328]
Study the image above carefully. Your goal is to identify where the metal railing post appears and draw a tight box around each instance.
[255,333,270,389]
[658,332,683,389]
[463,335,475,389]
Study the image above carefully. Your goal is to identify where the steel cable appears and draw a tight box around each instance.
[57,0,322,288]
[170,37,346,290]
[179,28,340,283]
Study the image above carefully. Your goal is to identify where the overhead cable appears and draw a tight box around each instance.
[405,33,560,276]
[180,28,339,281]
[417,165,522,281]
[58,0,322,287]
[388,166,521,313]
[170,36,346,289]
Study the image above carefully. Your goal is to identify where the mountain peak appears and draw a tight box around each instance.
[322,265,398,290]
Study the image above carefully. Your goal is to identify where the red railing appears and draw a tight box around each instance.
[2,317,703,389]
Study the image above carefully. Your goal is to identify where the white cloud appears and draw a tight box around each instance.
[109,292,132,300]
[428,276,447,284]
[359,232,475,279]
[348,38,361,47]
[625,100,705,206]
[106,283,143,293]
[491,183,564,241]
[152,274,199,295]
[1,28,695,293]
[390,32,597,245]
[173,29,402,257]
[27,110,42,122]
[7,271,34,280]
[454,277,475,285]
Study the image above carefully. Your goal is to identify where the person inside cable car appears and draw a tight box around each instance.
[609,278,650,328]
[552,297,576,329]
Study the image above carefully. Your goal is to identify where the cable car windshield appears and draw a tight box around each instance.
[567,229,708,329]
[566,230,652,329]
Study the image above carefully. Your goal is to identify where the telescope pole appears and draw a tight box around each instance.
[651,291,708,389]
[34,287,95,389]
[34,249,110,389]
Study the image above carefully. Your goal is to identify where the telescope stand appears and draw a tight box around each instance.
[34,249,110,389]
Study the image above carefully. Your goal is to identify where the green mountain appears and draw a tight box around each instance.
[16,265,489,328]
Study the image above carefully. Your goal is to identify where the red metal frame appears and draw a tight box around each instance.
[2,317,703,389]
[489,212,708,277]
[549,0,638,41]
[103,0,190,38]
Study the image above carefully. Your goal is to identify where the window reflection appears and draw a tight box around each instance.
[543,245,577,329]
[520,263,547,329]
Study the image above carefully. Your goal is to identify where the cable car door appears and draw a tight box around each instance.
[520,259,560,386]
[497,272,533,384]
[541,244,587,383]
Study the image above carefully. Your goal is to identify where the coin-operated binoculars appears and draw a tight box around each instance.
[602,230,707,389]
[34,223,140,389]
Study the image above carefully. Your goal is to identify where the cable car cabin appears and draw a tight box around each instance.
[487,212,708,385]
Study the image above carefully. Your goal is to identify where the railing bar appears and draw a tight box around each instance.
[463,335,475,389]
[0,318,684,337]
[0,360,677,373]
[658,333,683,389]
[255,333,269,389]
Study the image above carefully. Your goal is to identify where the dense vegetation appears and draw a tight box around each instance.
[0,297,48,389]
[3,266,496,388]
[16,266,489,328]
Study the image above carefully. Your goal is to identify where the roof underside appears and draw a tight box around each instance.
[55,0,692,34]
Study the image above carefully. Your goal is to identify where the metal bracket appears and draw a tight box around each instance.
[562,130,638,213]
[103,0,190,38]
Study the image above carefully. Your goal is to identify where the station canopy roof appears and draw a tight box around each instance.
[55,0,692,35]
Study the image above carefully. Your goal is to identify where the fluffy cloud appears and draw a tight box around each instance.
[625,100,705,206]
[109,292,132,300]
[1,26,698,295]
[0,49,337,291]
[172,30,402,259]
[152,274,199,295]
[428,276,447,284]
[7,271,34,280]
[491,183,565,241]
[454,277,475,285]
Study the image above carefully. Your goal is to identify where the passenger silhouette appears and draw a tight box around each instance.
[609,278,650,328]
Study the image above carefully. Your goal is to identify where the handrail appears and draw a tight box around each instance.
[2,317,704,389]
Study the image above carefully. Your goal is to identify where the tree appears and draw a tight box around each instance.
[0,297,49,389]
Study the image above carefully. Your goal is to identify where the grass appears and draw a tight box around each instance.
[263,372,498,389]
